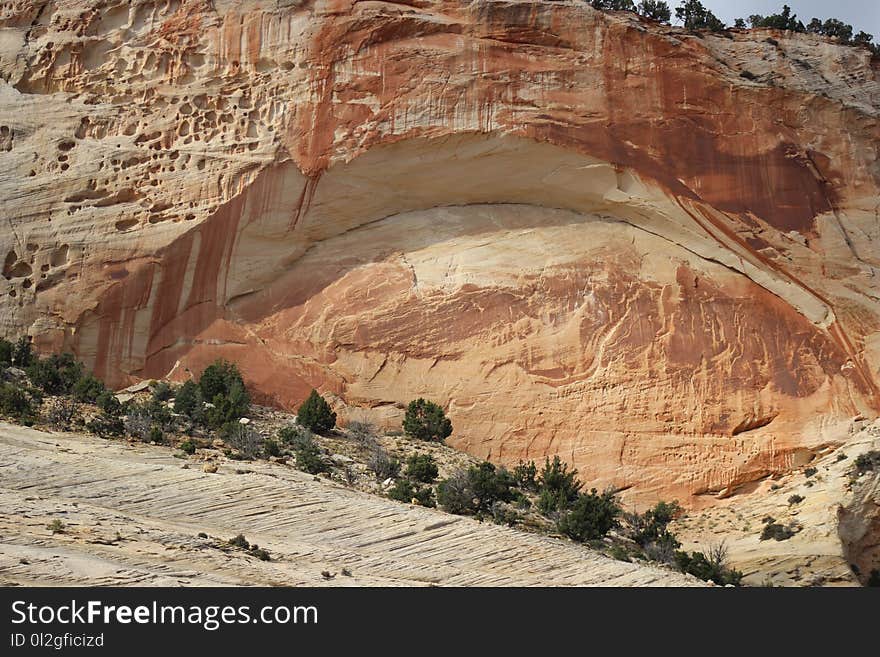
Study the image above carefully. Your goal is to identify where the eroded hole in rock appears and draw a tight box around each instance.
[115,218,139,231]
[50,244,69,267]
[0,125,12,152]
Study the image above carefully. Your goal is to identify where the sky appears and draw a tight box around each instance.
[698,1,880,38]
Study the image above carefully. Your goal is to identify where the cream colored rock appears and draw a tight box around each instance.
[1,1,879,505]
[0,422,700,586]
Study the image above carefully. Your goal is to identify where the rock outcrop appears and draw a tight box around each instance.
[2,1,879,504]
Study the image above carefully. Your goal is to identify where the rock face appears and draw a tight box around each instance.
[1,1,879,504]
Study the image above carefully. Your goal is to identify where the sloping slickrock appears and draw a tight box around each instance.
[0,422,700,586]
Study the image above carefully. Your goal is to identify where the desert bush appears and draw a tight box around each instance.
[287,430,327,474]
[125,399,172,440]
[199,360,245,401]
[205,379,250,428]
[556,488,621,542]
[788,494,805,506]
[198,360,250,427]
[264,438,282,458]
[513,460,538,491]
[637,0,671,23]
[27,352,83,395]
[405,453,439,483]
[347,420,375,443]
[366,446,401,480]
[173,380,202,418]
[87,394,124,438]
[71,374,106,403]
[804,466,817,478]
[490,501,520,527]
[278,424,314,448]
[437,462,514,515]
[152,381,174,402]
[468,462,515,512]
[179,439,197,455]
[46,397,81,430]
[675,0,725,31]
[0,382,36,421]
[148,425,164,444]
[402,398,452,442]
[625,500,682,562]
[12,336,34,368]
[47,519,65,534]
[854,451,880,475]
[97,390,123,416]
[675,542,743,586]
[388,479,435,507]
[0,338,12,366]
[223,422,262,460]
[296,389,337,433]
[537,456,583,515]
[760,522,795,541]
[436,469,476,515]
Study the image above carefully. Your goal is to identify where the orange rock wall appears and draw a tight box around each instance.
[2,0,879,503]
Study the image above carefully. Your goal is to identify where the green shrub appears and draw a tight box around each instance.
[556,489,621,541]
[513,460,538,491]
[437,462,514,515]
[388,479,435,507]
[290,432,327,474]
[198,360,249,427]
[205,380,249,428]
[27,353,83,394]
[152,381,174,402]
[296,389,336,433]
[405,453,439,483]
[675,0,725,31]
[0,338,12,366]
[12,336,34,368]
[804,466,817,478]
[854,451,880,475]
[72,374,106,403]
[87,391,125,437]
[637,0,671,23]
[490,501,520,527]
[199,360,245,401]
[626,500,682,561]
[436,469,476,515]
[347,420,375,443]
[402,398,452,442]
[537,456,582,515]
[788,494,805,506]
[146,425,163,444]
[468,462,515,512]
[278,424,313,448]
[0,382,36,421]
[264,438,281,458]
[87,412,124,438]
[179,439,197,455]
[47,519,65,534]
[674,543,742,586]
[173,380,202,418]
[96,390,123,415]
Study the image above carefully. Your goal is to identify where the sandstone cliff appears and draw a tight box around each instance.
[1,0,879,504]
